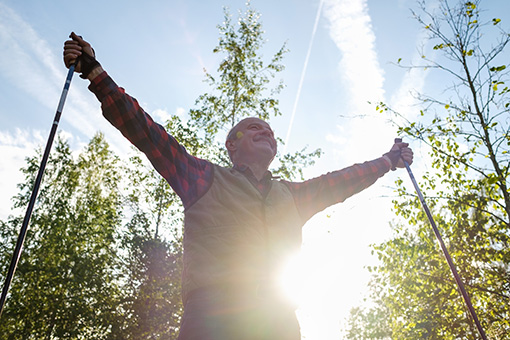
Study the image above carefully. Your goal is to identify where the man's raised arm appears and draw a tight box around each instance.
[62,32,212,208]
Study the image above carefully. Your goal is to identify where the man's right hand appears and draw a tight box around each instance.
[63,32,101,79]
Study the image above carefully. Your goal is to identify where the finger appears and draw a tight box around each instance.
[69,32,96,58]
[403,148,413,155]
[63,46,82,55]
[63,46,82,66]
[70,32,84,43]
[402,152,413,164]
[64,45,81,55]
[64,33,88,70]
[400,150,413,160]
[64,39,82,51]
[64,38,81,45]
[64,40,79,46]
[63,51,82,69]
[391,143,407,153]
[64,55,79,68]
[69,32,91,49]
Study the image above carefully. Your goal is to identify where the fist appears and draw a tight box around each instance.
[63,32,95,73]
[391,141,414,168]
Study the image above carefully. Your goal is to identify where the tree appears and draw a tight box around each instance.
[0,134,123,339]
[114,134,187,339]
[347,1,510,339]
[117,210,182,339]
[190,2,287,145]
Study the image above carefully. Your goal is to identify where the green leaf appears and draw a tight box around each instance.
[489,65,506,72]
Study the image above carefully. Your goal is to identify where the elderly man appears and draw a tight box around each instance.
[64,32,413,340]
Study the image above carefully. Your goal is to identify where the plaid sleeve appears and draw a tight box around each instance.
[284,158,390,222]
[88,71,212,208]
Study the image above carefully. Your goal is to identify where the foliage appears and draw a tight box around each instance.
[113,119,192,339]
[347,1,510,339]
[116,211,182,339]
[189,1,288,143]
[0,134,123,339]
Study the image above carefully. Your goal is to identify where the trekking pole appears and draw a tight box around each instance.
[0,64,76,318]
[395,138,488,340]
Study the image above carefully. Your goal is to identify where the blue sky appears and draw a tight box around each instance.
[1,0,509,338]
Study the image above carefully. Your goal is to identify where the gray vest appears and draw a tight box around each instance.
[182,165,304,302]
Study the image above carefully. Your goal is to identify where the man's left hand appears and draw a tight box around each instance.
[383,141,413,170]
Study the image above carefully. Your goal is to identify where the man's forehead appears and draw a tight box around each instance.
[237,117,271,129]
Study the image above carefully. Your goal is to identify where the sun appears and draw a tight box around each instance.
[278,250,343,307]
[278,249,351,339]
[278,252,307,306]
[276,212,372,339]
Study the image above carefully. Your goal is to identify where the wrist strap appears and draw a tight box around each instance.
[383,149,401,171]
[78,50,100,79]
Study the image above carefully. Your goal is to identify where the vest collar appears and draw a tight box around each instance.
[233,164,279,198]
[233,164,278,181]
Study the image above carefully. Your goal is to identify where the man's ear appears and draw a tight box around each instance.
[225,139,236,152]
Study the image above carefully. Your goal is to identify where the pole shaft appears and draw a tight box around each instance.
[402,160,488,340]
[0,65,75,318]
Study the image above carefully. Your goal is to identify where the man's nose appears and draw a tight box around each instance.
[261,128,274,137]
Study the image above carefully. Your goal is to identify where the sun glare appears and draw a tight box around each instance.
[277,211,375,340]
[279,250,342,307]
[279,250,350,339]
[279,252,306,305]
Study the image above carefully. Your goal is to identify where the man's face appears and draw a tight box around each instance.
[228,118,277,165]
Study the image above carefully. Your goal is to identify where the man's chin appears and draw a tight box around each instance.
[253,149,276,163]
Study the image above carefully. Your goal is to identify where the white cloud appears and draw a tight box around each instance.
[0,3,131,154]
[175,107,186,117]
[152,109,171,122]
[151,107,185,122]
[0,129,46,219]
[323,0,385,109]
[322,0,392,163]
[325,131,346,146]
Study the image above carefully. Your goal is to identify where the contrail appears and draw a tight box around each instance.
[283,0,324,153]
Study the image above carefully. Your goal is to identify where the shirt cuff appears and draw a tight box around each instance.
[381,155,394,170]
[377,156,392,174]
[87,71,118,102]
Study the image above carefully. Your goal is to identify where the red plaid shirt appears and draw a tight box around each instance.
[89,71,390,221]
